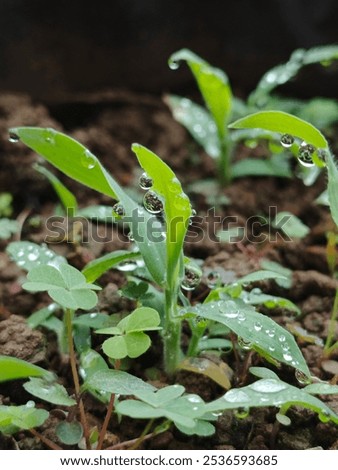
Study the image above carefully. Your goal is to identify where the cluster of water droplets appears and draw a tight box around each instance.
[280,133,328,168]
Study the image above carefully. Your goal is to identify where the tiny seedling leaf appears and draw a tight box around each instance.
[272,211,310,239]
[23,263,101,310]
[237,270,288,284]
[0,404,49,434]
[85,369,156,396]
[0,356,53,383]
[0,218,19,240]
[7,241,67,271]
[169,49,232,138]
[82,250,141,283]
[180,299,310,377]
[23,377,76,406]
[56,421,83,446]
[326,152,338,227]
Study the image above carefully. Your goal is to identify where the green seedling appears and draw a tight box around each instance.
[0,218,19,240]
[229,110,338,356]
[96,307,161,360]
[167,45,338,186]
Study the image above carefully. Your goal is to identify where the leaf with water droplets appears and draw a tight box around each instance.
[132,144,191,292]
[165,95,221,158]
[181,298,310,377]
[23,377,76,406]
[237,270,288,284]
[7,241,67,271]
[9,127,166,285]
[169,49,232,139]
[82,250,141,283]
[229,111,328,167]
[0,403,49,434]
[85,369,156,396]
[326,151,338,227]
[205,377,338,425]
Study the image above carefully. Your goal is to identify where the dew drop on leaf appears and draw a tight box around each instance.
[283,352,293,362]
[81,149,96,169]
[235,407,250,419]
[8,131,20,143]
[250,379,287,393]
[238,337,252,351]
[25,400,35,408]
[237,312,246,322]
[206,271,221,289]
[139,172,153,190]
[116,260,138,272]
[169,60,180,70]
[112,203,125,219]
[254,321,262,332]
[280,134,294,148]
[143,191,164,214]
[181,264,202,291]
[45,128,56,144]
[295,369,311,385]
[297,142,316,167]
[128,231,135,242]
[27,252,39,262]
[224,389,250,403]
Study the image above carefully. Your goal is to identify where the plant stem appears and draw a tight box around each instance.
[324,289,338,353]
[65,308,91,450]
[97,393,115,450]
[130,419,154,450]
[218,138,231,187]
[29,428,63,450]
[163,287,181,376]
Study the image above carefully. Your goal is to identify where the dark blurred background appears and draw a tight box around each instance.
[0,0,338,101]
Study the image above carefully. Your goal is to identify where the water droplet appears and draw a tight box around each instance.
[237,312,246,322]
[81,149,96,169]
[181,264,202,291]
[279,335,286,342]
[276,413,291,426]
[143,191,163,214]
[318,410,330,423]
[268,346,275,352]
[25,400,35,408]
[298,142,316,167]
[267,328,275,338]
[235,407,250,419]
[254,321,262,332]
[117,260,138,272]
[27,252,39,261]
[295,370,311,385]
[17,250,24,258]
[139,172,153,190]
[250,379,287,393]
[206,271,221,289]
[169,59,180,70]
[128,231,135,242]
[280,134,294,148]
[187,395,202,404]
[169,178,181,194]
[112,203,125,219]
[238,337,252,351]
[282,343,290,352]
[8,131,20,143]
[224,390,250,403]
[45,128,56,144]
[283,352,293,362]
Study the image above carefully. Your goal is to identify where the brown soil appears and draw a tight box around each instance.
[0,90,337,450]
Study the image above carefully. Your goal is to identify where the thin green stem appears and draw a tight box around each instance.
[218,137,231,187]
[324,289,338,352]
[65,308,91,450]
[187,323,207,357]
[163,287,181,376]
[130,419,154,450]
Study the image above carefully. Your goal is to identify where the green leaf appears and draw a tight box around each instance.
[0,218,19,240]
[102,336,128,359]
[27,303,59,329]
[165,95,220,158]
[23,377,76,406]
[272,211,310,239]
[229,111,328,157]
[260,260,292,289]
[0,356,52,383]
[23,264,100,310]
[120,307,161,333]
[205,377,338,425]
[7,241,67,271]
[9,127,166,285]
[0,404,49,434]
[56,421,83,445]
[304,383,338,395]
[175,419,215,437]
[169,49,232,138]
[79,349,110,404]
[249,366,279,380]
[326,152,338,227]
[124,332,151,358]
[237,270,288,284]
[132,144,191,290]
[76,205,114,221]
[243,290,300,315]
[34,163,78,216]
[180,299,310,377]
[85,369,156,396]
[82,250,141,283]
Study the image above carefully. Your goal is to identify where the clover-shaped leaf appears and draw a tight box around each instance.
[23,264,101,310]
[0,403,49,435]
[97,307,161,359]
